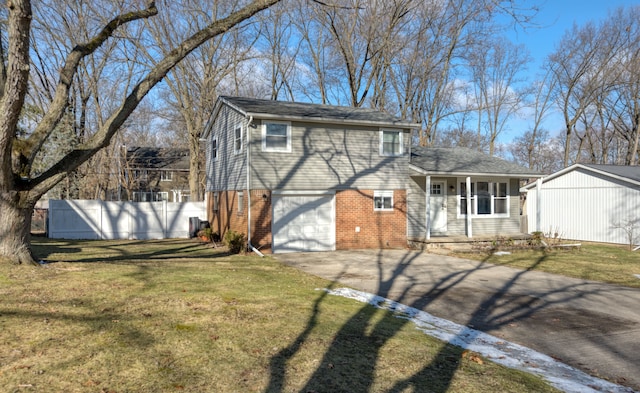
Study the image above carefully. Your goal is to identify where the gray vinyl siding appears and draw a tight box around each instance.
[249,120,410,190]
[206,105,247,192]
[407,176,522,238]
[465,178,521,235]
[407,176,425,238]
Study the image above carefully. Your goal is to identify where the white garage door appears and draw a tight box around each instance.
[272,191,335,253]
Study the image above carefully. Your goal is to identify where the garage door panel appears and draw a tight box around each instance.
[272,193,335,253]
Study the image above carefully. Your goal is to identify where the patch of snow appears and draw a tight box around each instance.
[493,251,511,256]
[322,287,637,393]
[634,274,640,280]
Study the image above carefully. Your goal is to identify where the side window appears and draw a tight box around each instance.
[380,130,403,156]
[238,191,244,213]
[459,182,476,215]
[262,121,291,152]
[234,125,243,154]
[493,182,508,214]
[213,192,219,212]
[374,190,394,211]
[212,136,218,161]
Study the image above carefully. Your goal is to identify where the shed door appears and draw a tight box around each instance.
[272,192,335,253]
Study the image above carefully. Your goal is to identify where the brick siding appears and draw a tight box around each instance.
[207,188,407,252]
[335,189,407,249]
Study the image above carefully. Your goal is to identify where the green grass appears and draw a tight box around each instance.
[452,242,640,288]
[0,239,560,392]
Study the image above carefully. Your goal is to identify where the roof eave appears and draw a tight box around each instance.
[246,112,417,129]
[202,97,250,139]
[522,163,640,190]
[409,164,541,178]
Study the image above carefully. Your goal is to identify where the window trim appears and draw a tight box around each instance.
[262,120,292,152]
[160,171,173,182]
[379,129,403,157]
[457,179,510,218]
[237,191,244,214]
[212,136,219,162]
[233,124,243,155]
[373,190,394,211]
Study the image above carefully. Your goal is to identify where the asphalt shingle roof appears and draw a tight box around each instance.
[410,146,541,177]
[127,147,190,170]
[583,164,640,183]
[219,96,415,127]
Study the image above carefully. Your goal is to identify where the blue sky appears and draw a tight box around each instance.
[500,0,639,144]
[510,0,637,68]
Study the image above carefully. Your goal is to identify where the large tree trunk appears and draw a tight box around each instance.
[0,192,38,265]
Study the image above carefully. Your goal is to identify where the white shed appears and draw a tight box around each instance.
[521,164,640,246]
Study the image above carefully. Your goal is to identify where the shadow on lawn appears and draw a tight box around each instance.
[265,250,617,393]
[31,238,230,264]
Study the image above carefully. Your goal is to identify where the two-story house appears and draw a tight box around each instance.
[123,147,193,202]
[203,96,415,253]
[203,96,540,254]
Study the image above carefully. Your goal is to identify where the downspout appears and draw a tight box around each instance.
[466,176,473,238]
[536,177,542,233]
[425,175,431,240]
[245,115,264,257]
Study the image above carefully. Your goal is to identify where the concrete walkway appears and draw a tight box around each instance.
[274,249,640,391]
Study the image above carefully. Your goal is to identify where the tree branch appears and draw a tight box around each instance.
[29,0,281,196]
[16,1,159,176]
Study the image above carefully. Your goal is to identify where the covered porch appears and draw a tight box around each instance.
[407,147,542,243]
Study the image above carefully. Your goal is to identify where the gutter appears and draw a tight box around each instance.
[245,115,264,258]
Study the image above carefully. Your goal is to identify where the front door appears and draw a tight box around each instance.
[429,181,447,233]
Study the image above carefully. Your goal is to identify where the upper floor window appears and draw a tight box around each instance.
[380,130,403,156]
[374,190,394,211]
[459,181,509,216]
[262,121,291,152]
[212,136,218,161]
[160,171,173,181]
[134,169,148,181]
[234,125,243,154]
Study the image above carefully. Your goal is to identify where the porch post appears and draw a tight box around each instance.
[466,176,472,238]
[536,177,542,233]
[425,176,431,240]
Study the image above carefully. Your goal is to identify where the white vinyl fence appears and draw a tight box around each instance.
[48,200,206,240]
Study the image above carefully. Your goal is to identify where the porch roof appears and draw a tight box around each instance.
[410,147,541,178]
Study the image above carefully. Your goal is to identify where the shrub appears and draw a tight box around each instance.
[224,230,246,254]
[197,227,219,242]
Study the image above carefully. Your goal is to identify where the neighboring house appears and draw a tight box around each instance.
[203,96,539,253]
[203,96,415,253]
[522,164,640,246]
[408,147,541,242]
[123,147,192,202]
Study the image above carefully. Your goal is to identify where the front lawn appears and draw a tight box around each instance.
[452,242,640,288]
[0,239,559,392]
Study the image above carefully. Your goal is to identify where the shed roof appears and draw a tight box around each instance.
[583,164,640,183]
[214,96,417,128]
[410,147,541,178]
[521,163,640,190]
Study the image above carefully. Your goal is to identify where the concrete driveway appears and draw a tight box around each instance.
[274,249,640,391]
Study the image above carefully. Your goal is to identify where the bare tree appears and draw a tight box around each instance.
[520,71,557,169]
[547,6,640,166]
[468,38,531,155]
[143,0,260,201]
[0,0,281,265]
